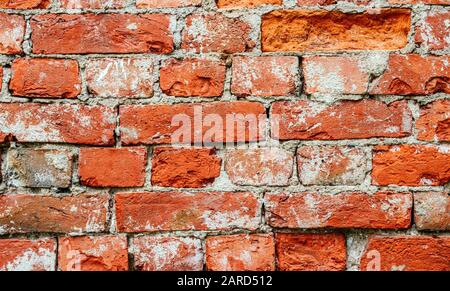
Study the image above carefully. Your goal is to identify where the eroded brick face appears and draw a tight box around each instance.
[0,1,448,273]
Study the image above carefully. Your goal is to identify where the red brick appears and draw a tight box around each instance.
[416,11,450,52]
[276,233,346,271]
[297,146,367,186]
[0,103,116,145]
[7,148,73,188]
[416,100,450,142]
[131,236,203,271]
[303,56,369,94]
[0,67,2,92]
[225,148,294,186]
[10,58,81,98]
[58,0,129,8]
[160,58,226,97]
[0,13,25,55]
[389,0,449,4]
[115,191,260,232]
[370,54,450,95]
[360,236,450,271]
[0,0,50,9]
[372,145,450,186]
[120,102,266,145]
[231,56,298,97]
[58,236,128,271]
[297,0,370,4]
[136,0,201,8]
[85,58,153,98]
[151,147,221,188]
[271,100,412,141]
[182,13,255,54]
[0,194,109,234]
[414,192,449,231]
[79,147,147,188]
[206,234,275,271]
[265,192,412,229]
[262,9,411,52]
[218,0,282,8]
[31,14,173,54]
[0,238,56,271]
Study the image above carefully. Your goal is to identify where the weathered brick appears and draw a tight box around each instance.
[389,0,450,4]
[206,234,275,271]
[271,100,412,141]
[10,58,81,98]
[416,11,450,52]
[0,13,25,55]
[372,145,450,186]
[276,233,346,271]
[225,148,294,186]
[115,191,260,232]
[218,0,282,8]
[58,235,128,271]
[360,236,450,271]
[131,236,203,271]
[120,102,266,145]
[58,0,130,8]
[79,147,147,188]
[416,100,450,142]
[0,194,109,234]
[265,192,412,229]
[297,0,370,4]
[0,238,56,271]
[85,58,153,98]
[303,56,370,94]
[136,0,202,8]
[7,148,73,188]
[0,103,116,145]
[231,56,298,97]
[31,14,173,54]
[262,9,411,52]
[414,192,449,231]
[151,147,221,188]
[297,146,367,186]
[160,58,226,97]
[182,13,255,54]
[370,54,450,95]
[0,0,50,9]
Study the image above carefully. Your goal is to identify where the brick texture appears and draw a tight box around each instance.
[0,1,448,272]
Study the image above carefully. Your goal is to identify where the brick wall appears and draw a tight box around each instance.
[0,0,449,271]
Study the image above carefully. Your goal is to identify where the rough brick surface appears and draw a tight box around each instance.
[10,58,81,98]
[265,192,412,229]
[0,194,109,234]
[372,145,450,186]
[131,236,203,271]
[115,192,260,232]
[272,100,412,140]
[225,148,294,186]
[0,103,116,145]
[136,0,201,8]
[7,148,73,188]
[206,234,275,271]
[360,236,450,271]
[416,11,450,52]
[218,0,282,8]
[231,56,298,97]
[85,58,154,98]
[414,192,449,231]
[416,100,450,142]
[160,58,226,97]
[0,238,56,271]
[58,236,128,271]
[276,233,346,271]
[262,9,411,52]
[58,0,130,8]
[151,147,221,188]
[31,14,173,54]
[0,13,25,54]
[79,147,147,188]
[297,146,367,186]
[0,0,50,9]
